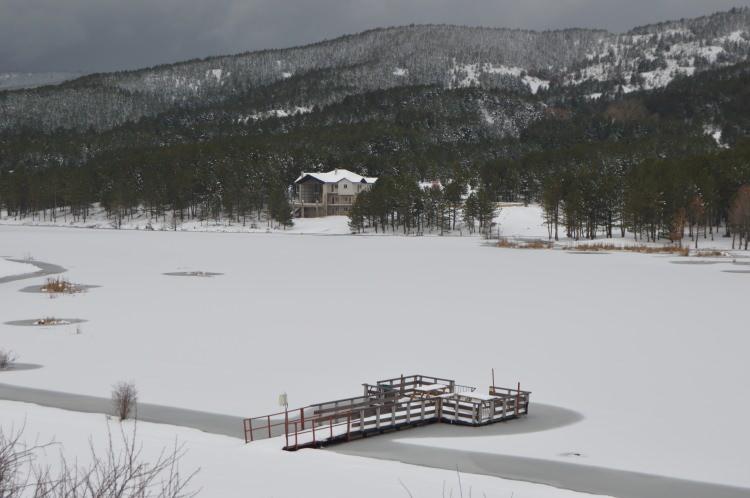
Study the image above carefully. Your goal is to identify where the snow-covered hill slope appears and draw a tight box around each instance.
[1,8,748,132]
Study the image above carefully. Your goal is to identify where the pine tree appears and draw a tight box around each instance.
[268,184,294,229]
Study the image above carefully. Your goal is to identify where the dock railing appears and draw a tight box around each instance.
[243,376,530,448]
[284,396,440,450]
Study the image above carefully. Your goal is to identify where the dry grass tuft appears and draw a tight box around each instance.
[497,239,553,249]
[40,277,80,294]
[569,243,689,256]
[33,317,70,326]
[694,250,725,257]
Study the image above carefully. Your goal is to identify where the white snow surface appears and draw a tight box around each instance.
[295,168,377,184]
[704,124,729,148]
[719,30,748,44]
[0,401,605,498]
[495,203,549,238]
[0,205,748,487]
[0,206,352,234]
[451,63,549,94]
[0,258,37,279]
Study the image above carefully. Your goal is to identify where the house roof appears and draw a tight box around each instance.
[295,169,377,185]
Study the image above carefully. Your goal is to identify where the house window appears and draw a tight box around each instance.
[344,184,348,189]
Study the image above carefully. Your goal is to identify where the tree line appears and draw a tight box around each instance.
[348,141,750,249]
[347,175,496,235]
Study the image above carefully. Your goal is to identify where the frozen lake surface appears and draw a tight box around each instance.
[0,224,748,490]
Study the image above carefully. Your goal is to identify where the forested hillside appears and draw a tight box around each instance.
[1,8,749,133]
[0,8,749,245]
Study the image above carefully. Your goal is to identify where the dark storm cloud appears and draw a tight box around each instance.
[1,0,749,72]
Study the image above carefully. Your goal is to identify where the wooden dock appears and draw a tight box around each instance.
[243,374,531,451]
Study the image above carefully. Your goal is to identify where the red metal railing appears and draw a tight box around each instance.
[244,407,308,443]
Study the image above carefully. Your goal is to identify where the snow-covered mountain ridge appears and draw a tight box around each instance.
[0,72,83,91]
[1,8,748,132]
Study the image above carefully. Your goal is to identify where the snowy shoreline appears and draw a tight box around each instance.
[2,383,747,498]
[331,435,750,498]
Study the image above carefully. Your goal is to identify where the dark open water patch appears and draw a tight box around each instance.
[163,271,223,277]
[4,318,87,327]
[0,259,66,284]
[0,363,43,372]
[670,260,724,265]
[723,270,750,274]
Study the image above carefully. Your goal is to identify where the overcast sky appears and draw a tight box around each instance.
[1,0,748,73]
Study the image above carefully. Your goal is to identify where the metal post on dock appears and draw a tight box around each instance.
[516,382,521,416]
[267,415,271,438]
[285,410,289,448]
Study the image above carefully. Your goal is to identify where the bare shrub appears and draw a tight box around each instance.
[0,425,35,496]
[112,382,138,421]
[0,423,198,498]
[0,349,17,370]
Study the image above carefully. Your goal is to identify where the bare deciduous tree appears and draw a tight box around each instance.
[0,423,198,498]
[0,349,17,370]
[112,382,138,421]
[729,185,750,250]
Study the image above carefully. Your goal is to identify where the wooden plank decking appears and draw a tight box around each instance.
[243,374,531,451]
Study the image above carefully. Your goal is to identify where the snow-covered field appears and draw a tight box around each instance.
[1,205,748,494]
[0,205,353,234]
[2,400,602,498]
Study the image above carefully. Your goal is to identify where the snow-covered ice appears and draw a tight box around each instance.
[0,258,37,279]
[0,205,748,489]
[0,400,611,498]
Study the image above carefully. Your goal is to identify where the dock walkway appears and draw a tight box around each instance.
[243,374,530,451]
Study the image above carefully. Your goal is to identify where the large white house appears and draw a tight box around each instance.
[294,169,377,217]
